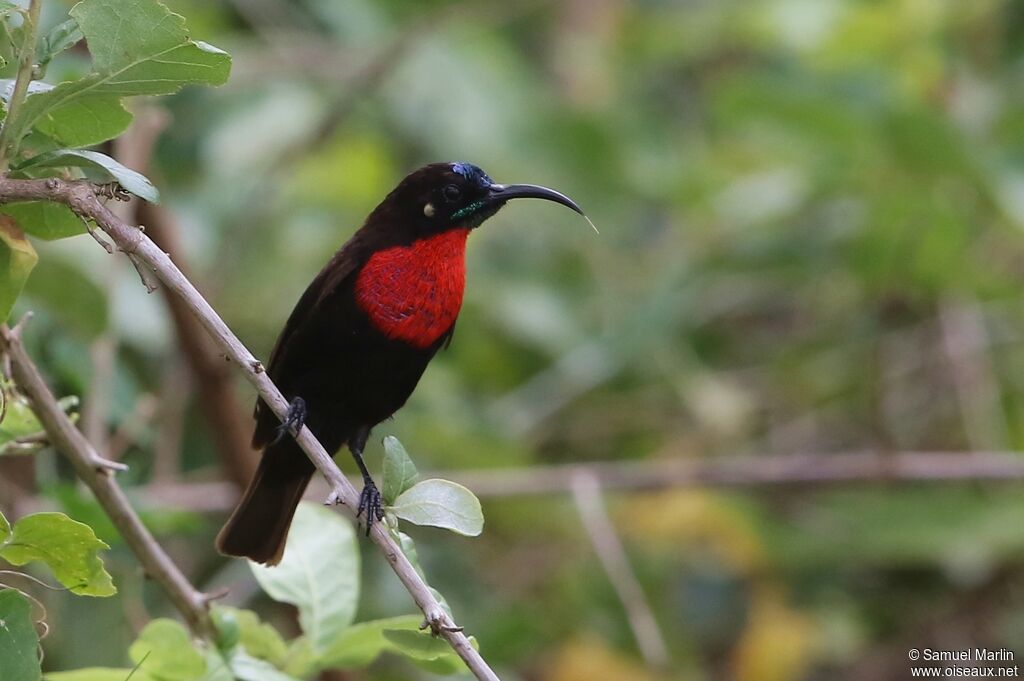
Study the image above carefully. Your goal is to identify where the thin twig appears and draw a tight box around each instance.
[571,471,669,668]
[0,569,73,592]
[0,324,213,638]
[0,177,499,681]
[0,0,42,170]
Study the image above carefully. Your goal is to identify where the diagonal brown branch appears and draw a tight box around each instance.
[0,177,499,681]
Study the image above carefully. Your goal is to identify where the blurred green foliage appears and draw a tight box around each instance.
[3,0,1024,679]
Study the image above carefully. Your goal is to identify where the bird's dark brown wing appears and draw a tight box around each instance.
[251,244,363,448]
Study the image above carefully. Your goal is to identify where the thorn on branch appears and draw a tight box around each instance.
[86,224,114,254]
[93,456,129,474]
[10,311,33,339]
[125,253,159,293]
[200,587,231,603]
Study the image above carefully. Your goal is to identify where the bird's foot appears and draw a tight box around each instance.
[271,397,306,445]
[356,479,384,536]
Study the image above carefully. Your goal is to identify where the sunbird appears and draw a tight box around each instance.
[216,162,584,564]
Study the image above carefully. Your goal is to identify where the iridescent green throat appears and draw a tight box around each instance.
[451,200,487,222]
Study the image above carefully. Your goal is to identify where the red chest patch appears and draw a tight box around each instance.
[354,229,470,348]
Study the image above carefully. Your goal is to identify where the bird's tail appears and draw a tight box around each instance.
[215,437,315,566]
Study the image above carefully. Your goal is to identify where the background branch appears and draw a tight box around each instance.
[443,450,1024,496]
[0,176,500,681]
[571,471,670,668]
[15,450,1024,516]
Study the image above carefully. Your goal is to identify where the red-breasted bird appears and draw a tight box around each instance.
[216,161,584,564]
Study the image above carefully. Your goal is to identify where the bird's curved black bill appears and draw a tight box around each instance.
[487,183,584,215]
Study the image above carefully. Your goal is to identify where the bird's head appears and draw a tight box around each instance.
[369,161,584,240]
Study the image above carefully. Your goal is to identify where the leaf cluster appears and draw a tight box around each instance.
[43,475,482,681]
[0,508,117,681]
[0,0,230,321]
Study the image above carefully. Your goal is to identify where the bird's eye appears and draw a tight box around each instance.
[442,184,461,202]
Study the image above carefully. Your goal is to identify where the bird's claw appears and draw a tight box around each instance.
[356,480,384,536]
[271,397,306,445]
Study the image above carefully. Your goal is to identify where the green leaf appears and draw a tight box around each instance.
[391,479,484,536]
[381,629,476,673]
[0,589,40,681]
[37,19,84,68]
[0,202,86,240]
[382,436,419,505]
[198,650,232,681]
[279,638,316,679]
[381,628,453,659]
[0,510,10,541]
[228,652,301,681]
[35,96,132,148]
[212,607,288,666]
[0,512,116,596]
[46,670,155,681]
[211,607,240,651]
[250,503,359,654]
[2,0,231,149]
[129,619,206,681]
[317,615,422,670]
[1,394,73,455]
[73,0,225,77]
[0,391,44,447]
[428,587,454,621]
[395,531,425,579]
[408,651,473,675]
[18,150,159,203]
[0,2,19,16]
[0,215,37,323]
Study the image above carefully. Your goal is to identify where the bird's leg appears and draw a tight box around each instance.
[271,397,307,445]
[350,426,383,535]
